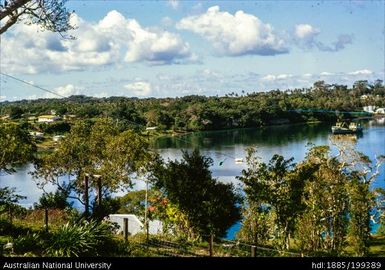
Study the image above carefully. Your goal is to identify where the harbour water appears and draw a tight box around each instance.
[1,118,384,238]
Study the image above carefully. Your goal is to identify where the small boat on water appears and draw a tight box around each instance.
[235,158,244,164]
[331,121,363,134]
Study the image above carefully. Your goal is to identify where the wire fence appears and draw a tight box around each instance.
[133,234,304,257]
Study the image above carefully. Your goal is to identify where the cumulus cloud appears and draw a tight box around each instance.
[294,24,353,52]
[123,20,191,64]
[177,6,288,56]
[124,81,152,97]
[40,84,83,99]
[295,24,320,40]
[1,10,193,74]
[54,84,81,97]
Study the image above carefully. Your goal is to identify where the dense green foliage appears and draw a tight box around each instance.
[33,118,156,215]
[0,122,36,173]
[152,150,241,240]
[46,220,117,257]
[1,80,384,132]
[238,149,304,250]
[238,143,384,256]
[34,187,72,210]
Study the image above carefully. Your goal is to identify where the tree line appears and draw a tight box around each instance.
[1,80,384,132]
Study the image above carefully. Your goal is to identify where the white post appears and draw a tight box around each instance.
[144,179,149,240]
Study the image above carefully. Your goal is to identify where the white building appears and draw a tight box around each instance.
[363,105,376,113]
[29,131,44,139]
[108,214,163,236]
[53,135,65,142]
[145,126,158,131]
[375,108,385,114]
[37,115,60,123]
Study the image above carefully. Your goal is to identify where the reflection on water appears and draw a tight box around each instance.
[1,120,384,210]
[153,123,331,149]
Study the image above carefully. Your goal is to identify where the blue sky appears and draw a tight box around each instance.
[0,0,384,101]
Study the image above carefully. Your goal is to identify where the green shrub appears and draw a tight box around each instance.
[45,220,116,257]
[34,188,72,210]
[13,232,43,255]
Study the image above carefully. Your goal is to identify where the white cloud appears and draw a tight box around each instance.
[0,95,6,101]
[94,92,109,98]
[295,24,320,40]
[320,72,334,76]
[124,81,152,97]
[54,84,81,97]
[294,24,353,52]
[1,10,193,74]
[261,74,293,81]
[40,84,83,99]
[276,74,293,80]
[167,0,179,10]
[348,69,373,75]
[123,20,192,64]
[177,6,288,56]
[261,74,276,81]
[201,69,223,79]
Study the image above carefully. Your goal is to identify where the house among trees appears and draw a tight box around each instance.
[363,105,376,113]
[108,214,163,236]
[53,135,65,142]
[29,131,44,139]
[375,108,385,114]
[37,115,60,123]
[145,126,158,131]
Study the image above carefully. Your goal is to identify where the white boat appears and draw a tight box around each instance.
[331,122,363,134]
[235,158,243,164]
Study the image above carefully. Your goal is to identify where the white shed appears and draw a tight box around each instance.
[108,214,163,236]
[375,108,385,114]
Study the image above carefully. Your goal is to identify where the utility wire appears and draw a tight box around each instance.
[0,72,67,99]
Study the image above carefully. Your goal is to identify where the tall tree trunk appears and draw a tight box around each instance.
[208,234,214,257]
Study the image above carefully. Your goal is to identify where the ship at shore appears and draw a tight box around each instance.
[331,121,363,134]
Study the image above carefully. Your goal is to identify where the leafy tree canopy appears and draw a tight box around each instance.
[152,149,241,238]
[0,0,74,35]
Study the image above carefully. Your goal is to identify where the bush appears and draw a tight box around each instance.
[13,232,44,255]
[34,188,72,210]
[45,220,117,257]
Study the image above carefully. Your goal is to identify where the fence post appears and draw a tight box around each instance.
[84,174,89,218]
[251,245,256,257]
[123,218,128,242]
[209,234,214,257]
[96,176,102,206]
[44,208,49,233]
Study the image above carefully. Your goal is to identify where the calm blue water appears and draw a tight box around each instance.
[153,119,385,239]
[1,118,384,239]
